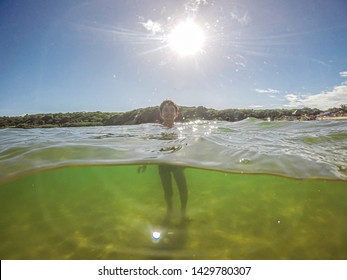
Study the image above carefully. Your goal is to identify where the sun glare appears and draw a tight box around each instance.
[168,20,205,56]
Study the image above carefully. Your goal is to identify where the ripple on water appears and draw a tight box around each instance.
[0,120,346,182]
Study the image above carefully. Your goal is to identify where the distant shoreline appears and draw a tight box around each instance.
[1,105,346,128]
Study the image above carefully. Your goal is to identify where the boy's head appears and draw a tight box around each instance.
[159,99,179,126]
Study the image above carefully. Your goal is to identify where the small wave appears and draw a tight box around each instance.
[1,120,346,182]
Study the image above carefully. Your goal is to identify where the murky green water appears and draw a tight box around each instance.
[1,164,346,260]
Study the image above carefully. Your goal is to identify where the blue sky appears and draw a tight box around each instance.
[1,0,347,116]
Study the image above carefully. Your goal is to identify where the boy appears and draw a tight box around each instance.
[139,100,188,222]
[158,100,188,222]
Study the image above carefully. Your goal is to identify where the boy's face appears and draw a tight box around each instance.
[160,104,178,123]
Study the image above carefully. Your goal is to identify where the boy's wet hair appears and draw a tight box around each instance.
[159,99,179,113]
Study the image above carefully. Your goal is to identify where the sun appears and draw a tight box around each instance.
[168,20,205,56]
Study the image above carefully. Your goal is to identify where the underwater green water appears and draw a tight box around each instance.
[1,164,346,260]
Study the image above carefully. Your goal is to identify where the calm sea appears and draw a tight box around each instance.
[1,119,346,259]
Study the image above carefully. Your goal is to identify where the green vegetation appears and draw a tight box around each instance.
[0,105,346,129]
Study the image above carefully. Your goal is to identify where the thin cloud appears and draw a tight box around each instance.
[285,94,300,103]
[339,71,347,78]
[285,84,347,110]
[249,105,264,108]
[230,11,251,25]
[255,88,280,94]
[140,20,163,34]
[249,103,283,109]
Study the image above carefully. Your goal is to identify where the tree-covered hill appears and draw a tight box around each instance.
[0,105,346,129]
